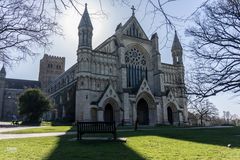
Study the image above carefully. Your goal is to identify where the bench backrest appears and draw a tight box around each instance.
[77,122,116,133]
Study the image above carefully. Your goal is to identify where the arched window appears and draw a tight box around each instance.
[125,47,147,88]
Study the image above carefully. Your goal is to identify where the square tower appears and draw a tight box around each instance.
[39,54,65,90]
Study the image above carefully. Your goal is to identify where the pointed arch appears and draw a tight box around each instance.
[137,98,149,125]
[102,97,121,123]
[166,102,179,125]
[136,91,156,125]
[104,103,114,122]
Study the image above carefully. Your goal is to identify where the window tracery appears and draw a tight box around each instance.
[125,47,148,88]
[125,48,146,66]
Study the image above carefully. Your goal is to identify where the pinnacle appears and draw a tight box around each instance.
[171,30,182,51]
[79,3,93,29]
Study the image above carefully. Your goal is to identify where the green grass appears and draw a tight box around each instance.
[1,127,240,160]
[2,126,75,134]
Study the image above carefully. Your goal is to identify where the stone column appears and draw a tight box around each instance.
[156,103,162,124]
[97,109,104,121]
[149,107,156,126]
[179,111,183,124]
[132,102,137,124]
[163,101,170,124]
[62,105,66,118]
[123,93,130,124]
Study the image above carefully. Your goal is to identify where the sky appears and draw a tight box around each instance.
[4,0,240,117]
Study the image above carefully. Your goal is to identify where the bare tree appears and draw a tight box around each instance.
[189,99,219,126]
[0,0,62,65]
[230,113,239,126]
[0,0,212,66]
[0,0,109,66]
[186,0,240,98]
[223,111,239,125]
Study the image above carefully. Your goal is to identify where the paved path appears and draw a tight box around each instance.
[185,126,234,129]
[0,132,75,140]
[0,121,44,133]
[0,125,234,140]
[0,126,44,133]
[0,121,46,138]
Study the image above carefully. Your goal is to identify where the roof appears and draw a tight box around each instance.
[90,84,110,105]
[121,15,149,40]
[5,78,41,89]
[79,3,93,29]
[171,31,182,51]
[0,66,6,75]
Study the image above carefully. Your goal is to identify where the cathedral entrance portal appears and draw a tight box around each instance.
[137,99,149,125]
[104,104,114,122]
[167,107,173,124]
[167,103,179,125]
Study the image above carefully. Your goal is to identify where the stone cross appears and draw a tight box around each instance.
[131,5,136,16]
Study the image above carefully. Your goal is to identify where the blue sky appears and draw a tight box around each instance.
[4,0,240,116]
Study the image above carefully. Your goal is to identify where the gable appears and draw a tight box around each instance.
[94,84,121,109]
[166,90,175,102]
[121,16,148,40]
[136,79,154,99]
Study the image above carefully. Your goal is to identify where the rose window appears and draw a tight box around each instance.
[125,47,148,88]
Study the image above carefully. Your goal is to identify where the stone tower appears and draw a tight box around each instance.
[171,31,183,65]
[151,33,163,96]
[76,3,93,121]
[0,66,6,119]
[38,54,65,90]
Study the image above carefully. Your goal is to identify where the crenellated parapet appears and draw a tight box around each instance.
[38,54,65,91]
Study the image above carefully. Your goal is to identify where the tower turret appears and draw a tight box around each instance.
[171,31,183,65]
[78,3,93,50]
[0,65,6,79]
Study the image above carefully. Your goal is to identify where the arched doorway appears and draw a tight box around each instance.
[104,104,114,122]
[167,107,173,124]
[167,103,179,125]
[137,99,149,125]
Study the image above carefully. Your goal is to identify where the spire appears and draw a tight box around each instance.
[78,3,93,50]
[0,66,6,74]
[171,31,183,65]
[0,65,6,78]
[79,3,93,29]
[171,30,182,51]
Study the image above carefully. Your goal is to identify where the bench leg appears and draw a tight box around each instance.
[80,133,82,140]
[77,132,79,140]
[113,132,117,140]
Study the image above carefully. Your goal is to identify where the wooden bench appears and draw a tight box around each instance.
[77,121,117,140]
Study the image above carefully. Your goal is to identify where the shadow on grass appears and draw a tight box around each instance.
[46,126,240,160]
[117,126,240,148]
[46,126,145,160]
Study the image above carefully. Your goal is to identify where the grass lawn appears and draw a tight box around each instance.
[1,127,240,160]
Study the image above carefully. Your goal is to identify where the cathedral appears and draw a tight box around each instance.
[0,4,188,125]
[44,4,188,125]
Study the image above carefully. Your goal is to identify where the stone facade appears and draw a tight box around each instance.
[39,54,65,90]
[0,53,66,121]
[0,66,40,120]
[46,4,188,125]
